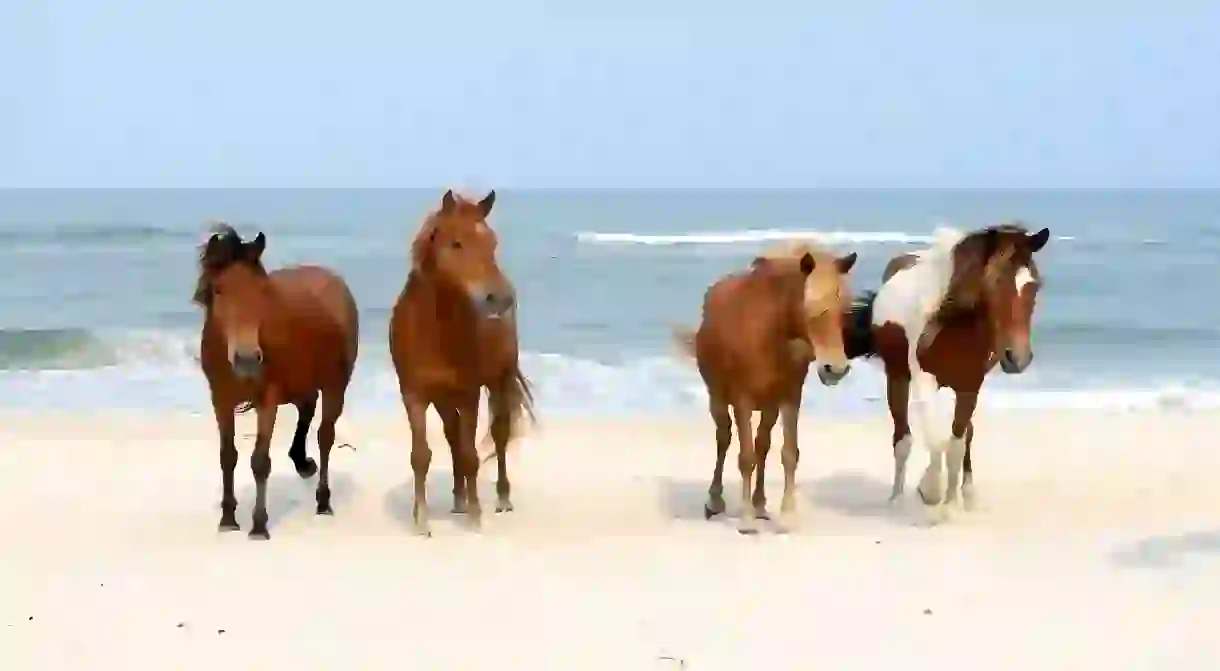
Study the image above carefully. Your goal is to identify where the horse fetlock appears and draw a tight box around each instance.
[249,510,270,540]
[961,480,977,511]
[218,507,240,532]
[294,456,318,479]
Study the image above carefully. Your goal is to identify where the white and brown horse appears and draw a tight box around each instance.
[843,223,1050,518]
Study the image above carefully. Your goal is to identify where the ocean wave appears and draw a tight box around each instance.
[0,223,188,246]
[0,328,197,371]
[576,228,1083,248]
[576,229,935,246]
[0,328,1217,415]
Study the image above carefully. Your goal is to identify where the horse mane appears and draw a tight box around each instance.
[191,222,266,308]
[935,221,1032,323]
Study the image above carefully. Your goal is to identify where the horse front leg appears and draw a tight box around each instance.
[944,391,978,510]
[249,402,278,540]
[704,393,732,520]
[885,372,913,503]
[213,397,240,532]
[961,422,977,510]
[751,405,779,521]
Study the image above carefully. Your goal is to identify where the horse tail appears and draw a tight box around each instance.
[670,325,698,361]
[480,365,537,465]
[843,290,880,360]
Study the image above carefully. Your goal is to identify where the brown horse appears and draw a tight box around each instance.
[674,241,858,534]
[194,224,359,540]
[389,189,534,537]
[843,223,1049,519]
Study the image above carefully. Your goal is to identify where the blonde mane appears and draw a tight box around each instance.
[759,240,850,315]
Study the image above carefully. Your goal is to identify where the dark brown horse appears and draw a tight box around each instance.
[194,224,359,540]
[674,241,858,534]
[389,189,534,537]
[843,223,1049,519]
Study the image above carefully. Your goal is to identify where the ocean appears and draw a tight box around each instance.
[1,189,1218,418]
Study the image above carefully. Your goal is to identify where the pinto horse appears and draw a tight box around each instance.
[389,189,534,537]
[674,241,858,534]
[194,224,359,540]
[843,223,1049,517]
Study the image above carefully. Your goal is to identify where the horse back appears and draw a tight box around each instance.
[270,265,359,373]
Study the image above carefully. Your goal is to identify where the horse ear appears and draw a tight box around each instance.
[204,233,226,259]
[835,252,858,274]
[1028,227,1050,252]
[440,189,457,215]
[249,232,267,260]
[799,251,816,276]
[478,190,496,218]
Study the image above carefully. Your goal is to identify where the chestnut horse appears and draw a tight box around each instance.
[194,224,359,540]
[674,241,858,534]
[843,223,1049,518]
[389,189,534,537]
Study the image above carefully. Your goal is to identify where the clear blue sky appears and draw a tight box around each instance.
[4,2,1219,188]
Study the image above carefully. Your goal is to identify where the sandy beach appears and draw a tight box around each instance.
[1,407,1217,669]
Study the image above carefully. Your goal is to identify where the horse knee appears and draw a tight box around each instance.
[250,453,271,481]
[410,444,431,474]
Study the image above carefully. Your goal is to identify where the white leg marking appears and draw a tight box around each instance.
[890,434,912,502]
[944,435,966,506]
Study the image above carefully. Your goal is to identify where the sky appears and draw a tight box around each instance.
[3,2,1219,188]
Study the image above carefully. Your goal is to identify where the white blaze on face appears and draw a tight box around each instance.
[1014,265,1035,292]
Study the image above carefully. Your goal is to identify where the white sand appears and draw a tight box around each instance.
[1,407,1218,669]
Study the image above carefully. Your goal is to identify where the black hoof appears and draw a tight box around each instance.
[704,505,721,520]
[218,518,240,532]
[248,528,270,541]
[316,503,334,516]
[737,527,759,536]
[294,458,318,479]
[495,503,514,514]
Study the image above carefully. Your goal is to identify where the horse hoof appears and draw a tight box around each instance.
[218,519,240,532]
[248,528,270,541]
[737,526,759,536]
[495,502,514,514]
[294,458,318,479]
[704,502,725,520]
[754,509,770,521]
[316,504,334,516]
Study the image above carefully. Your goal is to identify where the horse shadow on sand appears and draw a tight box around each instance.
[235,470,357,530]
[658,470,911,528]
[1110,531,1220,569]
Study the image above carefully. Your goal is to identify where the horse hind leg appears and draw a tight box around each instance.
[314,387,346,516]
[751,405,779,521]
[289,395,319,479]
[704,394,732,520]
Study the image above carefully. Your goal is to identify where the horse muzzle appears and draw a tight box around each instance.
[230,349,264,381]
[816,362,851,386]
[473,287,516,320]
[1000,348,1033,374]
